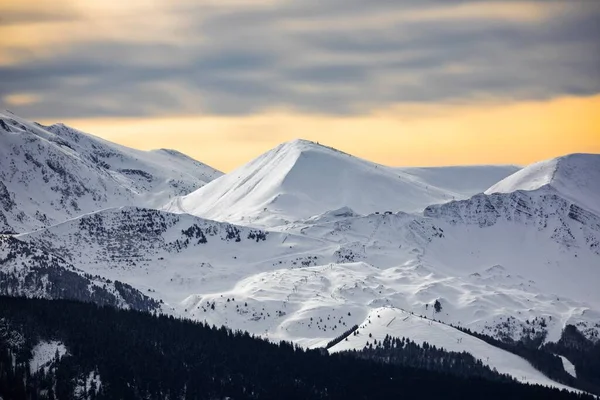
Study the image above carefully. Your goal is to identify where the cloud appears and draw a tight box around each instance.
[3,93,40,106]
[1,0,599,119]
[278,1,560,32]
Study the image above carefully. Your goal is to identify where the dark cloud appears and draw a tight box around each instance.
[2,0,599,119]
[0,9,79,26]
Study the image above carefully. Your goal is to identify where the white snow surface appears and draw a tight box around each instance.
[166,139,515,227]
[18,202,600,348]
[0,110,222,233]
[486,153,600,215]
[30,340,67,374]
[329,307,579,392]
[397,165,520,198]
[558,355,577,379]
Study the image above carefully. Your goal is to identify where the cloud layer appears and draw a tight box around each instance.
[1,0,599,119]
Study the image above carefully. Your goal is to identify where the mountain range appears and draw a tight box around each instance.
[1,110,599,394]
[165,138,519,226]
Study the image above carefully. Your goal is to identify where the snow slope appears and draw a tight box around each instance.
[16,206,336,308]
[181,256,598,346]
[558,355,577,379]
[423,159,600,311]
[29,341,67,374]
[0,234,161,312]
[485,154,600,215]
[0,110,221,233]
[46,123,222,204]
[16,204,599,347]
[328,307,578,392]
[397,165,520,198]
[166,139,461,226]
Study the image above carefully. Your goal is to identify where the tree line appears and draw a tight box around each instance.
[0,296,594,400]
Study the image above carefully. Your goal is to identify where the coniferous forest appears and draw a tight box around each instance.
[0,297,595,400]
[450,324,600,395]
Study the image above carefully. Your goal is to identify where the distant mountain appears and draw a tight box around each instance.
[396,165,521,198]
[0,110,222,233]
[166,139,514,227]
[414,155,600,347]
[485,153,600,215]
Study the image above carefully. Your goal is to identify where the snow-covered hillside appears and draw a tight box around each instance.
[0,110,221,233]
[2,118,599,391]
[397,165,520,198]
[17,206,337,307]
[423,155,600,309]
[17,202,600,347]
[486,153,600,215]
[0,235,160,311]
[328,307,578,392]
[166,139,473,227]
[12,146,600,344]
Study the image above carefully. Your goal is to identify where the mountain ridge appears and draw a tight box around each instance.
[166,138,519,227]
[0,110,222,233]
[485,153,600,215]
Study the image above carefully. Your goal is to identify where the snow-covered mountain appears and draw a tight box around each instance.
[14,201,596,333]
[13,202,598,391]
[396,165,521,199]
[16,183,600,342]
[0,110,222,233]
[16,206,335,307]
[165,139,513,227]
[485,153,600,215]
[2,116,599,391]
[0,235,160,312]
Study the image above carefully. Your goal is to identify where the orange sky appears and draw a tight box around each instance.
[43,94,600,172]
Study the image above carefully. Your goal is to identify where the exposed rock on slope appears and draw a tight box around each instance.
[0,110,221,233]
[0,235,160,312]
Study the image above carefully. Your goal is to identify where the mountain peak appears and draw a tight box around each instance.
[278,138,355,156]
[284,138,316,147]
[168,139,456,226]
[277,138,343,155]
[485,153,600,214]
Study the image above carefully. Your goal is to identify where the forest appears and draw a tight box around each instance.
[0,296,595,400]
[450,323,600,395]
